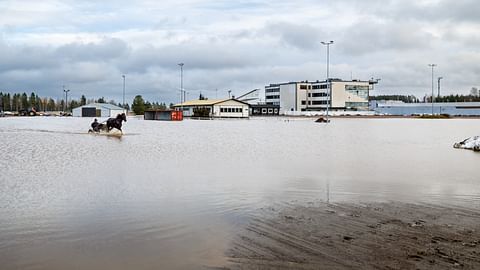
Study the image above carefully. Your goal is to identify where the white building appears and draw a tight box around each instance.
[265,79,377,114]
[173,99,249,118]
[72,103,125,117]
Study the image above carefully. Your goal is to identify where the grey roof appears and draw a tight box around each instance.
[75,103,124,110]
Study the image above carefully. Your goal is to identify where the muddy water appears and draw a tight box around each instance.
[0,117,479,269]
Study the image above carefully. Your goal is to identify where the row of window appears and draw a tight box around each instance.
[347,89,369,99]
[308,92,329,97]
[301,100,330,105]
[301,84,330,90]
[312,84,328,89]
[266,95,280,99]
[345,102,368,108]
[266,88,280,93]
[252,108,279,114]
[345,85,369,91]
[220,107,243,113]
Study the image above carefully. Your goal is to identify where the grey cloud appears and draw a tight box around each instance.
[262,22,324,50]
[56,38,129,61]
[0,41,57,72]
[337,21,435,56]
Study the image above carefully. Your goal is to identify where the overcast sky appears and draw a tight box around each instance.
[0,0,479,103]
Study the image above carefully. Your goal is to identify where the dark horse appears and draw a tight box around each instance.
[106,113,127,133]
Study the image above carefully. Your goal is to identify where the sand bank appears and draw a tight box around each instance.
[222,202,480,269]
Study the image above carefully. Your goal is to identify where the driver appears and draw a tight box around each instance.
[91,118,100,132]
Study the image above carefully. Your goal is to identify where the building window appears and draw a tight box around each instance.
[266,95,280,99]
[300,85,307,90]
[262,108,267,113]
[266,88,280,93]
[311,93,328,97]
[312,84,328,89]
[239,108,243,113]
[312,100,329,105]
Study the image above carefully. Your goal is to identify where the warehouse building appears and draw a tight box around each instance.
[371,101,480,116]
[173,99,250,118]
[72,103,124,117]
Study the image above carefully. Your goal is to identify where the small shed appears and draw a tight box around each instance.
[144,110,183,121]
[72,103,125,117]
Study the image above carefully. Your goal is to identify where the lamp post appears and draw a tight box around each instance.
[321,41,334,122]
[122,75,126,114]
[437,77,443,98]
[178,63,184,112]
[63,87,70,113]
[428,64,437,115]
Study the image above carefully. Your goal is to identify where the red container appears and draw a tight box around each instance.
[171,110,183,121]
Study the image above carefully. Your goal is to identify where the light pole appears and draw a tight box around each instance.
[122,75,126,114]
[321,41,334,122]
[63,88,70,114]
[428,64,437,115]
[437,77,443,98]
[178,63,184,112]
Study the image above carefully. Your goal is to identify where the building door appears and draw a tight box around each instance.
[81,107,96,117]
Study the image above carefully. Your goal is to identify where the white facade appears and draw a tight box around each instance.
[72,103,124,117]
[174,99,249,118]
[265,80,373,114]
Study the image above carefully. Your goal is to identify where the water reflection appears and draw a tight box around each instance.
[0,117,479,269]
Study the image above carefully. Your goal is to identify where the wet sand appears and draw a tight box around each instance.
[222,202,480,270]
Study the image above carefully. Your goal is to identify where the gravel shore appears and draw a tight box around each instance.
[222,202,480,270]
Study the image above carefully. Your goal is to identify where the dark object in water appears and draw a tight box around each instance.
[315,117,330,123]
[106,113,127,133]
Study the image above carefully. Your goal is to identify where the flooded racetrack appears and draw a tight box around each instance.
[1,117,479,269]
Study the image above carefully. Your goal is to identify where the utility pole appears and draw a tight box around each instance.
[321,41,334,122]
[437,77,443,98]
[63,87,70,114]
[122,74,126,114]
[178,63,184,112]
[428,64,437,115]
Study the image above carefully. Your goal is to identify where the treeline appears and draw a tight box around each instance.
[370,95,420,103]
[131,95,173,115]
[0,91,129,112]
[434,94,480,103]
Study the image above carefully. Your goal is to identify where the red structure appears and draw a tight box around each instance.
[144,110,183,121]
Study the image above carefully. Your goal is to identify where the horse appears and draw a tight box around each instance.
[106,113,127,133]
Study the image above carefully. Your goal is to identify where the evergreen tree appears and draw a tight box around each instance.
[5,93,11,111]
[21,93,28,110]
[131,95,146,115]
[47,98,56,111]
[29,92,36,109]
[80,95,86,106]
[97,97,106,103]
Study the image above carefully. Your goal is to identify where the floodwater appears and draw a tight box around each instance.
[1,116,479,269]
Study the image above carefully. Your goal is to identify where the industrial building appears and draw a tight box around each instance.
[265,79,378,114]
[72,103,124,117]
[173,99,250,118]
[371,101,480,116]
